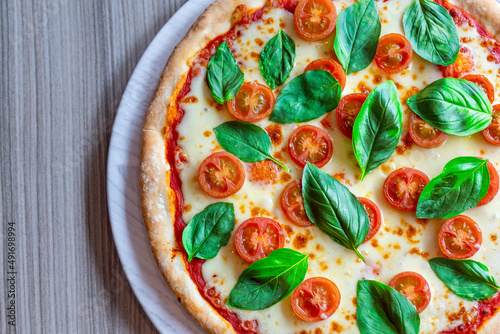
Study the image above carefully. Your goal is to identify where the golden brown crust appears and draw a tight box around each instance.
[140,0,500,333]
[140,1,266,333]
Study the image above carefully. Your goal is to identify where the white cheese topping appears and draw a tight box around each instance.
[175,1,500,333]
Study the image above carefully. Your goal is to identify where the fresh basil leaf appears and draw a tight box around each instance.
[206,41,244,104]
[213,121,290,172]
[357,280,420,334]
[302,164,369,261]
[182,202,235,262]
[403,0,459,66]
[226,248,308,310]
[429,257,500,301]
[259,30,296,89]
[416,157,490,219]
[269,70,341,123]
[406,78,492,136]
[352,81,403,180]
[334,0,381,74]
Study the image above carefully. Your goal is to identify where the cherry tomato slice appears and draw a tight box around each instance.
[280,180,314,227]
[408,112,448,148]
[438,215,482,259]
[227,81,275,122]
[440,45,475,78]
[294,0,337,41]
[234,217,287,263]
[383,167,430,211]
[305,58,346,90]
[374,34,413,74]
[288,125,333,168]
[291,277,341,322]
[389,272,431,313]
[482,105,500,146]
[358,197,382,243]
[477,160,499,206]
[198,151,245,198]
[336,93,368,138]
[462,74,495,104]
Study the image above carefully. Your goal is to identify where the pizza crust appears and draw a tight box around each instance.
[481,314,500,334]
[451,0,500,38]
[139,0,500,333]
[140,1,266,333]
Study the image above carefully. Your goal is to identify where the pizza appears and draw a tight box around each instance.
[139,0,500,333]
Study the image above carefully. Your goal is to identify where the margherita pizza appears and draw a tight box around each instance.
[139,0,500,333]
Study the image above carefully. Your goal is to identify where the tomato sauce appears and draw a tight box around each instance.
[274,0,300,13]
[165,0,500,333]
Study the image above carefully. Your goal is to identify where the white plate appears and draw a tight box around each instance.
[107,1,215,333]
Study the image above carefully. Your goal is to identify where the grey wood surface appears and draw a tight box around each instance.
[1,1,189,332]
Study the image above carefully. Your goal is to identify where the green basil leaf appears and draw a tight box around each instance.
[406,78,492,136]
[213,121,290,172]
[259,30,296,90]
[356,280,420,334]
[226,248,308,310]
[269,70,341,123]
[334,0,381,74]
[302,164,369,261]
[403,0,459,66]
[182,202,235,262]
[352,81,403,180]
[416,157,490,219]
[206,41,244,104]
[429,257,500,301]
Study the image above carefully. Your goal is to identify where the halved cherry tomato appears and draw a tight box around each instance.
[291,277,340,322]
[198,151,245,198]
[440,45,475,78]
[336,93,368,138]
[358,197,382,243]
[280,180,314,227]
[227,82,275,122]
[478,160,499,206]
[374,34,413,74]
[462,74,495,104]
[383,167,430,211]
[389,272,431,313]
[482,104,500,146]
[288,125,333,168]
[234,217,287,263]
[305,58,346,90]
[438,215,482,259]
[294,0,337,41]
[408,112,448,148]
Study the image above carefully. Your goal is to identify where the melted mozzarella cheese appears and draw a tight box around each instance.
[176,1,500,333]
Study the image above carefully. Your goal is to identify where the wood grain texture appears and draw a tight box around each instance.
[1,0,188,332]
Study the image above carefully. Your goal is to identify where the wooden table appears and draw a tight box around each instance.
[1,1,188,332]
